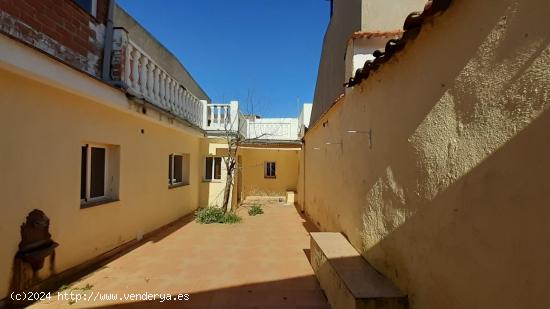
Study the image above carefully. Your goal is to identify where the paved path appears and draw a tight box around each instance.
[32,201,328,308]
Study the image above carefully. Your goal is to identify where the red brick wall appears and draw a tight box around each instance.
[0,0,111,77]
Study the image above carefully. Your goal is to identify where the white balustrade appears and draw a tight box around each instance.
[119,39,204,128]
[204,101,240,132]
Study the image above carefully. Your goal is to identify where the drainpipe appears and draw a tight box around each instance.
[101,0,116,82]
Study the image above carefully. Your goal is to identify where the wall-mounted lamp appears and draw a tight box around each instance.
[325,142,342,145]
[313,147,321,150]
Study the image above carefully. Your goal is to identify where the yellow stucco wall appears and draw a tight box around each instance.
[304,0,550,308]
[0,69,202,298]
[240,147,299,198]
[198,139,232,208]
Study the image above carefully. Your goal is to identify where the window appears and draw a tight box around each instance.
[204,157,222,181]
[265,161,276,178]
[81,144,119,206]
[73,0,97,16]
[169,154,189,187]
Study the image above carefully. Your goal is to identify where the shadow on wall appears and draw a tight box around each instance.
[352,0,550,308]
[366,107,550,308]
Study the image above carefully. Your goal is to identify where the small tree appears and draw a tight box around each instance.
[220,127,242,214]
[219,106,268,214]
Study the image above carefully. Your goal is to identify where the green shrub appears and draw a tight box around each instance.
[195,207,242,224]
[248,205,264,216]
[195,207,224,224]
[220,212,242,224]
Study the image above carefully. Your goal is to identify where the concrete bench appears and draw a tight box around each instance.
[310,232,408,309]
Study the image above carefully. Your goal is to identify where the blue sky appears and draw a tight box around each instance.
[117,0,330,118]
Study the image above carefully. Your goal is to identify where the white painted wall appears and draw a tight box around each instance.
[246,118,300,141]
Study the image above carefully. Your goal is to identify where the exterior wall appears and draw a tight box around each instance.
[0,67,202,298]
[311,0,426,125]
[240,147,300,198]
[296,146,306,210]
[298,103,312,138]
[0,0,109,77]
[344,36,390,82]
[361,0,426,32]
[311,0,362,124]
[114,5,210,102]
[247,118,300,141]
[198,140,231,208]
[304,0,550,308]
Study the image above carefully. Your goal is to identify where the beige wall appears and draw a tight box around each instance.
[0,69,202,298]
[240,147,300,198]
[198,139,232,208]
[361,0,426,32]
[303,0,550,307]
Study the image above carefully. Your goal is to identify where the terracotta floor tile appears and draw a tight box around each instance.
[31,202,328,308]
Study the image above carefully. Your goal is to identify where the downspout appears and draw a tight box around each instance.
[101,0,116,82]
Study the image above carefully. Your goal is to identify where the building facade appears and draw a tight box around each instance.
[0,0,309,299]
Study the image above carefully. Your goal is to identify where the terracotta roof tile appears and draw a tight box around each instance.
[350,30,404,41]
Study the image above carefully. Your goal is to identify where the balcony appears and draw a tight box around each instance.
[110,28,307,142]
[111,28,206,128]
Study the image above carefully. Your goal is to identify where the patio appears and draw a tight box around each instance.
[31,201,328,308]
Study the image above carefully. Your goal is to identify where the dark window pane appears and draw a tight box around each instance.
[90,147,105,198]
[271,163,276,177]
[265,162,276,178]
[174,155,183,183]
[81,146,87,199]
[168,154,173,184]
[74,0,93,13]
[214,158,222,180]
[205,157,213,180]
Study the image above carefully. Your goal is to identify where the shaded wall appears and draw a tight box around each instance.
[0,69,202,298]
[303,0,550,307]
[311,0,362,124]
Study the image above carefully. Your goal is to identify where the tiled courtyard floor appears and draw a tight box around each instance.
[32,201,328,308]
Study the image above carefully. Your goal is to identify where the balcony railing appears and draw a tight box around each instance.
[204,101,240,133]
[111,28,205,128]
[111,28,305,142]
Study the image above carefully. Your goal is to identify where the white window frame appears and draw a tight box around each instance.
[81,143,109,204]
[204,156,222,182]
[169,153,186,187]
[264,161,276,179]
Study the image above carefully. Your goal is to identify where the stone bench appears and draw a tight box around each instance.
[310,232,408,309]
